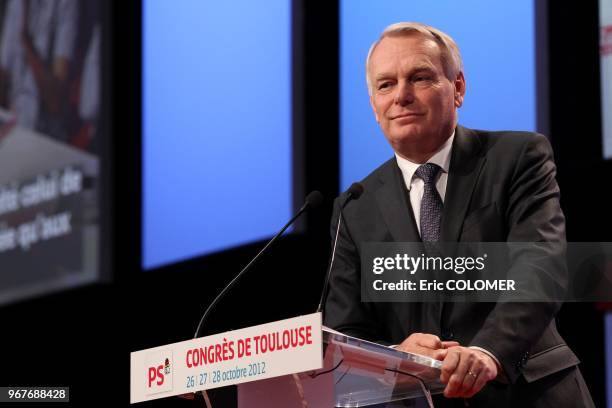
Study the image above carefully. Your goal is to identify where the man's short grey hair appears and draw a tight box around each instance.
[366,22,463,95]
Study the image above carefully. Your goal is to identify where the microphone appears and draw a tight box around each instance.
[316,183,364,314]
[193,190,324,339]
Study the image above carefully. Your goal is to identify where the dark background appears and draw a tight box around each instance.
[0,1,608,407]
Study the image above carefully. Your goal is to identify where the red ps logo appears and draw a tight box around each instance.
[148,365,164,387]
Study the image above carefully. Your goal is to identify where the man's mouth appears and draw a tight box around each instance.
[391,112,425,120]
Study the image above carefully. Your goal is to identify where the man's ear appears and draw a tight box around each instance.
[370,94,380,123]
[454,71,466,108]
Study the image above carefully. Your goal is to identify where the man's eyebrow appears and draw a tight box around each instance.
[374,66,436,82]
[374,73,394,82]
[408,65,435,74]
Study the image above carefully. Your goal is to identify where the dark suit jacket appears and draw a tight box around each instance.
[324,125,589,405]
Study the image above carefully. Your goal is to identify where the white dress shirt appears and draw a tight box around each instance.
[395,131,454,234]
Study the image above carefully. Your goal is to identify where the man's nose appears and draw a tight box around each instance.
[394,81,414,106]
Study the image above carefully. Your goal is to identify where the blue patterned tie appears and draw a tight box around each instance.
[415,163,443,242]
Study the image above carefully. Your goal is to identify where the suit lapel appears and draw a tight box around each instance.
[441,125,486,242]
[374,161,423,338]
[374,160,421,242]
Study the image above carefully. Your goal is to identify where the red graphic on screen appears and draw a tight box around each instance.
[602,25,612,56]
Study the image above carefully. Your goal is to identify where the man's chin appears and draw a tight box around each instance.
[387,129,428,146]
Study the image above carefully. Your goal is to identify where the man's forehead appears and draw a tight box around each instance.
[373,34,441,59]
[370,35,442,74]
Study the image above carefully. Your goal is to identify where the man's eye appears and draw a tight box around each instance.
[378,82,392,90]
[413,76,431,82]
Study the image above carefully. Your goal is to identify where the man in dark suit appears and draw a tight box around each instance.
[324,22,594,406]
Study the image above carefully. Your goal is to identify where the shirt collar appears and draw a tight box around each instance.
[395,130,454,191]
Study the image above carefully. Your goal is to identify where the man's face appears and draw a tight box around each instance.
[368,34,465,160]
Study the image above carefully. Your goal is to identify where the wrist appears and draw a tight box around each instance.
[469,346,501,378]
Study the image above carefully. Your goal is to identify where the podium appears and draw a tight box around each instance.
[131,314,444,407]
[235,327,444,407]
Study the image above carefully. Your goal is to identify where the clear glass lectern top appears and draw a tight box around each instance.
[236,326,444,408]
[310,326,444,407]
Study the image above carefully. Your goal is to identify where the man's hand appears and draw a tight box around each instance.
[396,333,459,360]
[440,347,498,398]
